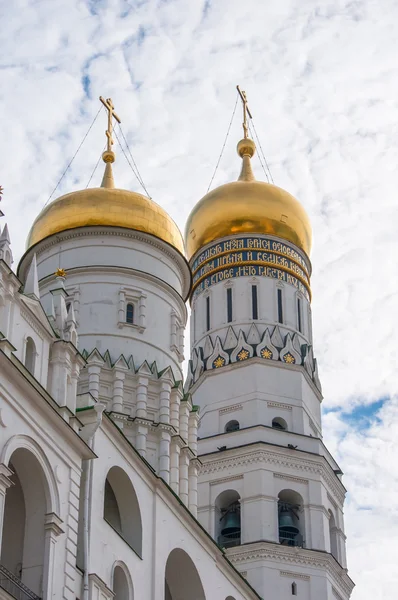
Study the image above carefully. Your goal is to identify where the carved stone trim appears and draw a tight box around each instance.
[267,401,292,411]
[219,404,243,415]
[210,474,243,486]
[280,570,310,581]
[274,473,309,485]
[20,308,45,339]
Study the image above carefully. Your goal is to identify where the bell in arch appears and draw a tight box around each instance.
[221,503,241,536]
[278,504,299,535]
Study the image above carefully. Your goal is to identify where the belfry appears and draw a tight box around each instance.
[0,91,354,600]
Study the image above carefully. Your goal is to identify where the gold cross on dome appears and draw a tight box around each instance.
[99,96,121,153]
[236,85,252,139]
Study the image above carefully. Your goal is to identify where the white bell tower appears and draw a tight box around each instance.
[184,91,354,600]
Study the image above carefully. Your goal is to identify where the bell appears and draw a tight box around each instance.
[221,509,241,536]
[279,508,299,534]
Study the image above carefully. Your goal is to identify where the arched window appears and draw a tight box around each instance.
[226,287,233,323]
[0,448,51,597]
[215,489,241,548]
[329,510,339,561]
[278,489,305,548]
[113,563,133,600]
[272,417,287,431]
[292,582,297,595]
[225,420,240,433]
[165,548,205,600]
[126,303,134,324]
[103,467,142,557]
[277,288,283,323]
[25,337,36,375]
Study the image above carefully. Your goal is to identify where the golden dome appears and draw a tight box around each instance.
[185,139,312,259]
[27,166,184,254]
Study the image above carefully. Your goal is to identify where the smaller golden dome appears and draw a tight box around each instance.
[27,181,184,254]
[185,138,312,259]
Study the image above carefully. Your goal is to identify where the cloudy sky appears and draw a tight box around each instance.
[1,0,397,597]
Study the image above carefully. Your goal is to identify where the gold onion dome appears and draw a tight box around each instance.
[184,138,312,260]
[26,152,184,254]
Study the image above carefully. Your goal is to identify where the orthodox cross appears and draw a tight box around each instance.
[99,96,121,153]
[236,85,252,139]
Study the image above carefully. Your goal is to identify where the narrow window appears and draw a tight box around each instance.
[297,297,302,333]
[227,288,233,323]
[277,288,283,324]
[206,296,210,331]
[25,337,36,375]
[126,303,134,324]
[292,582,297,595]
[252,285,258,320]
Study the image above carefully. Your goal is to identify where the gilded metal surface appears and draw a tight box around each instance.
[27,187,185,254]
[185,179,312,259]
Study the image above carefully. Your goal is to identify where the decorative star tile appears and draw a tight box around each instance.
[237,348,249,361]
[261,347,272,359]
[283,352,296,364]
[213,356,226,368]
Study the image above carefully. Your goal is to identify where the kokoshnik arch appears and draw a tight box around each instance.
[0,89,354,600]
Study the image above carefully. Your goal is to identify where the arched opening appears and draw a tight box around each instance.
[272,417,287,431]
[0,448,50,596]
[225,420,240,433]
[113,563,133,600]
[215,489,241,548]
[278,489,305,548]
[126,303,134,324]
[103,467,142,557]
[292,582,297,595]
[226,597,237,600]
[329,510,339,561]
[164,548,205,600]
[24,337,36,376]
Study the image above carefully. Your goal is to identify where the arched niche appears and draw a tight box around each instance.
[272,416,287,431]
[25,337,36,376]
[329,510,339,561]
[104,466,142,557]
[215,489,241,548]
[278,489,305,547]
[164,548,205,600]
[225,420,240,433]
[112,561,134,599]
[226,596,238,600]
[0,447,53,596]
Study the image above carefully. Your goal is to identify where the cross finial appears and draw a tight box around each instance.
[236,85,252,139]
[99,96,121,163]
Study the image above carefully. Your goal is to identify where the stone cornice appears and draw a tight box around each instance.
[226,541,354,597]
[200,445,346,506]
[19,226,191,301]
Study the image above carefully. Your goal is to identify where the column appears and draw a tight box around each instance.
[138,294,146,330]
[0,464,13,549]
[112,369,126,413]
[170,439,180,495]
[188,461,198,517]
[136,375,149,418]
[188,410,199,454]
[179,401,189,443]
[159,380,171,425]
[179,450,189,506]
[87,363,102,401]
[42,513,64,600]
[159,430,171,484]
[135,423,148,458]
[170,387,181,433]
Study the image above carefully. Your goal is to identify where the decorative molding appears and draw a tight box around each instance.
[274,473,309,485]
[226,543,354,597]
[280,570,310,581]
[239,571,247,578]
[332,586,344,600]
[200,448,346,506]
[210,474,243,486]
[219,404,243,415]
[267,401,292,412]
[327,492,338,510]
[20,308,45,340]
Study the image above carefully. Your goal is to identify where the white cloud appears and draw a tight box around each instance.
[1,0,397,597]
